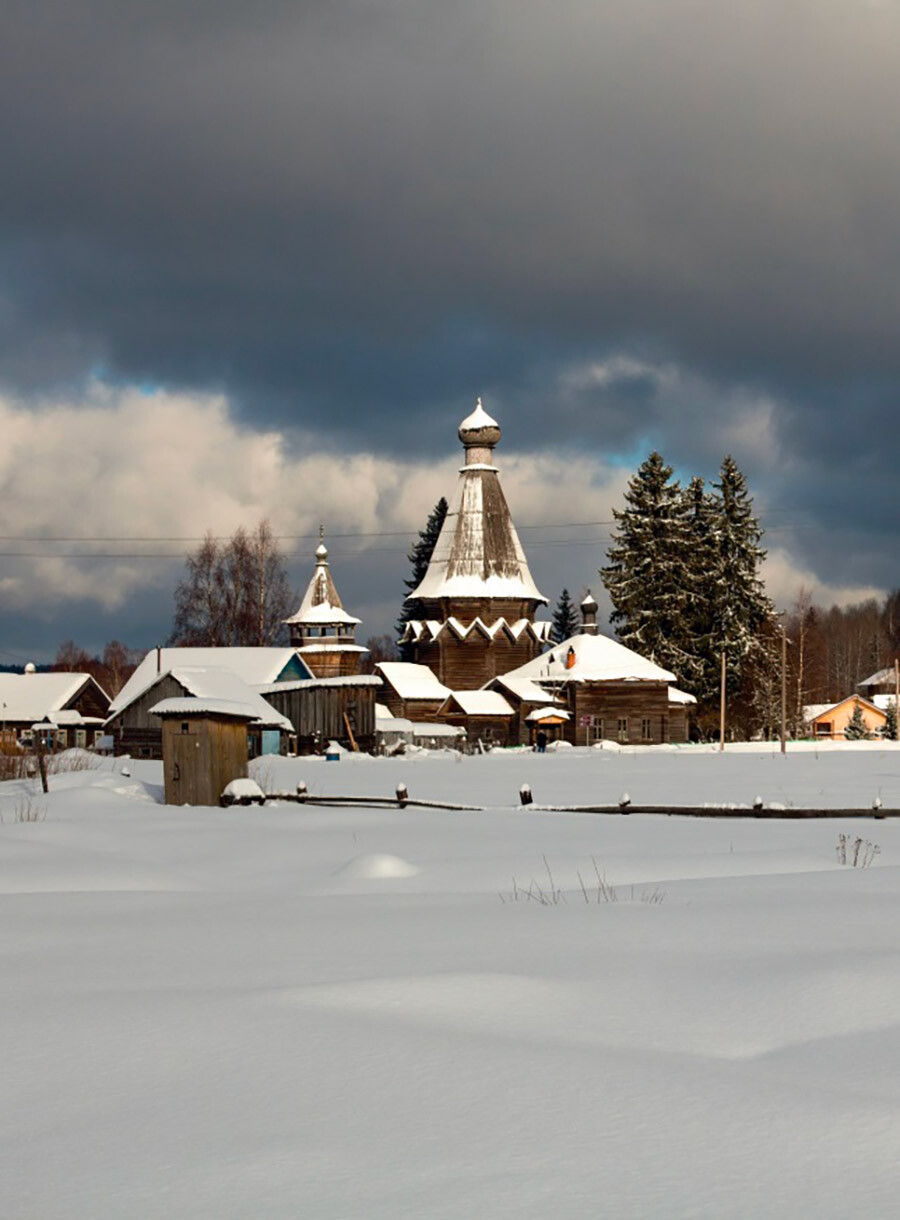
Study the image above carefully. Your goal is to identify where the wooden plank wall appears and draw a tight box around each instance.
[262,684,376,752]
[162,717,248,806]
[563,682,672,745]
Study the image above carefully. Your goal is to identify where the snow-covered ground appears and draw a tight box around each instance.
[4,745,900,1219]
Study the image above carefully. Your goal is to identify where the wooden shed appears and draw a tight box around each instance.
[150,697,255,807]
[257,675,381,753]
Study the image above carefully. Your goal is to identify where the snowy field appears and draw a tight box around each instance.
[4,744,900,1219]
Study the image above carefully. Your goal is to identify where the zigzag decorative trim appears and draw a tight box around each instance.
[402,618,553,645]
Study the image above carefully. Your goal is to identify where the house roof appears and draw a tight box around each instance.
[503,632,676,685]
[0,672,109,723]
[149,697,261,721]
[526,706,571,722]
[375,662,451,701]
[442,690,514,716]
[257,675,382,693]
[489,674,556,704]
[164,668,292,729]
[284,537,361,627]
[668,687,698,705]
[408,402,546,604]
[109,648,311,715]
[858,667,896,687]
[804,694,886,723]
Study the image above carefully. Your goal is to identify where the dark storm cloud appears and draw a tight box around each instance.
[1,0,898,605]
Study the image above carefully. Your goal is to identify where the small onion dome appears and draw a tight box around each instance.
[315,541,329,563]
[581,591,598,613]
[458,397,501,449]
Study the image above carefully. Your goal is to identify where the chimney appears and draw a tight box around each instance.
[580,591,599,635]
[156,646,162,674]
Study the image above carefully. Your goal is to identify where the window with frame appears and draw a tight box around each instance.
[641,717,652,741]
[617,717,628,742]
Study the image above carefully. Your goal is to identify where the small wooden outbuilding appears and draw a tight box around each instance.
[150,697,256,807]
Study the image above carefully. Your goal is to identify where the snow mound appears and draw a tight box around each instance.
[336,853,419,880]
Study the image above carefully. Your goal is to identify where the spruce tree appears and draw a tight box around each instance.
[551,588,579,643]
[844,702,871,740]
[600,452,695,679]
[706,456,775,698]
[883,700,897,741]
[396,497,448,657]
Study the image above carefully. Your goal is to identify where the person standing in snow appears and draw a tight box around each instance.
[536,729,548,753]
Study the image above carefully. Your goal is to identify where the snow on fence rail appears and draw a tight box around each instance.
[223,781,484,812]
[518,785,896,818]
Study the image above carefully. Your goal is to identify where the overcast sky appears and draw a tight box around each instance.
[1,0,896,662]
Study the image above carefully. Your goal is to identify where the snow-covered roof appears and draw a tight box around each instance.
[34,709,107,726]
[284,538,361,627]
[668,687,698,705]
[295,642,368,653]
[872,694,898,710]
[410,722,465,738]
[803,694,886,723]
[0,672,108,723]
[149,697,263,721]
[858,667,896,687]
[164,668,292,729]
[443,690,514,716]
[409,404,546,605]
[109,648,310,715]
[526,707,571,722]
[375,663,451,701]
[490,675,556,704]
[503,632,676,685]
[375,714,414,732]
[257,675,382,693]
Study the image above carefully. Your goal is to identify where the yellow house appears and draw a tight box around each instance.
[804,694,887,740]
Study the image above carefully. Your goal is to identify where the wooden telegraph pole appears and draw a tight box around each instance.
[775,624,780,756]
[895,658,899,744]
[719,648,726,751]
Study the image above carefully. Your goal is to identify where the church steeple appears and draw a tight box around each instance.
[284,530,366,677]
[410,398,545,604]
[401,399,550,688]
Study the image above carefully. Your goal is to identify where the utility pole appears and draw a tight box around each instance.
[775,624,780,756]
[895,658,899,744]
[719,648,726,751]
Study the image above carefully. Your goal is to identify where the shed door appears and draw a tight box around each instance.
[171,728,201,805]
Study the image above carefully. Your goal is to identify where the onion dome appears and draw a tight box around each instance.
[581,591,598,613]
[458,397,501,451]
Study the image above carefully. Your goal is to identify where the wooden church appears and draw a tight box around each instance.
[284,531,368,677]
[399,399,552,689]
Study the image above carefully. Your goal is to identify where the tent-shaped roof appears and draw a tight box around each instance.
[109,648,311,716]
[503,631,676,685]
[0,672,109,723]
[409,400,545,604]
[284,536,361,627]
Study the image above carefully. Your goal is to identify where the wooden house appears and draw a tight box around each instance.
[106,664,292,759]
[256,675,381,753]
[0,667,110,750]
[283,531,368,677]
[482,674,561,745]
[857,667,899,702]
[803,695,887,740]
[375,662,452,721]
[150,697,255,807]
[501,631,681,745]
[436,689,516,747]
[399,400,552,689]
